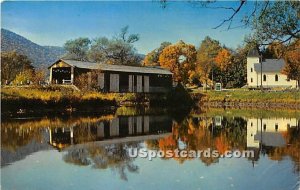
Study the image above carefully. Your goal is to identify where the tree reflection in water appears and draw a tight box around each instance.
[145,116,248,165]
[146,115,300,172]
[63,142,140,180]
[2,109,300,179]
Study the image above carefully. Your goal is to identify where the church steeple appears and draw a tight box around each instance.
[247,48,260,58]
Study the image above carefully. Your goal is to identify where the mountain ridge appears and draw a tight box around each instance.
[1,28,66,69]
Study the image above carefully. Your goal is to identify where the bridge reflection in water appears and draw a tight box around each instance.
[49,115,173,150]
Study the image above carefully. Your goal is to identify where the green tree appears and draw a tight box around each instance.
[88,26,141,65]
[1,51,34,84]
[249,1,299,45]
[63,37,91,61]
[196,1,299,45]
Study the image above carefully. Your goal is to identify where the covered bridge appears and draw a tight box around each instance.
[48,59,173,93]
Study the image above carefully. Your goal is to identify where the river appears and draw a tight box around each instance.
[1,107,299,190]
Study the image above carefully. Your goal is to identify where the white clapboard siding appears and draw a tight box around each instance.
[144,76,149,93]
[128,117,134,135]
[137,75,143,92]
[110,74,119,92]
[87,72,92,89]
[98,73,105,89]
[97,122,104,138]
[128,75,134,92]
[143,116,149,133]
[136,116,143,133]
[110,118,119,137]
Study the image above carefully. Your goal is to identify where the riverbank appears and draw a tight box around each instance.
[191,89,300,110]
[1,86,176,116]
[192,107,300,119]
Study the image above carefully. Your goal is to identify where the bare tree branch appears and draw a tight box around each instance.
[213,0,246,29]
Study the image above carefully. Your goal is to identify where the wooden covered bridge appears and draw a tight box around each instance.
[48,59,173,93]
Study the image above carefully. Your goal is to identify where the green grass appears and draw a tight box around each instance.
[192,89,300,104]
[192,108,300,119]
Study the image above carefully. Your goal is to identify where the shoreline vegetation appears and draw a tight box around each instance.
[192,89,300,110]
[1,86,299,117]
[1,85,186,117]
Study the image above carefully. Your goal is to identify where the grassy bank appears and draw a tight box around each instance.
[1,86,118,113]
[192,108,300,119]
[1,86,175,115]
[192,89,300,104]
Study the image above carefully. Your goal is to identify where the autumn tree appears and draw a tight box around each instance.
[196,36,222,88]
[32,69,46,85]
[282,39,300,88]
[159,40,197,84]
[1,51,34,84]
[144,42,171,66]
[13,69,34,85]
[263,42,285,59]
[214,48,232,71]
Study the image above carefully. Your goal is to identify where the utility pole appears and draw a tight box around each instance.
[260,54,263,92]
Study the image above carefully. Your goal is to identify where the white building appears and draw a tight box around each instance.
[246,49,297,89]
[246,117,298,148]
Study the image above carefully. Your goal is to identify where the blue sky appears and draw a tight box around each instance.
[2,1,254,54]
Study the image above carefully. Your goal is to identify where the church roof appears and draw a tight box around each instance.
[254,132,286,147]
[254,59,286,72]
[247,48,260,57]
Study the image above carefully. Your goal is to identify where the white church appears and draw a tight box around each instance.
[246,49,297,89]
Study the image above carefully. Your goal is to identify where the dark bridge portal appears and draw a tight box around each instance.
[52,67,71,84]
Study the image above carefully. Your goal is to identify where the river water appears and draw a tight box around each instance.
[1,108,299,190]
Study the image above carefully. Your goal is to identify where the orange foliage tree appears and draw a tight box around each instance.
[214,49,233,71]
[282,39,300,88]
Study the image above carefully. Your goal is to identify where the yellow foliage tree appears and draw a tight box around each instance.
[13,69,34,85]
[159,41,197,84]
[196,36,222,89]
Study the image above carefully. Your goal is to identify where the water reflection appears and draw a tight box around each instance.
[145,115,300,172]
[48,115,172,150]
[64,143,140,181]
[1,108,300,181]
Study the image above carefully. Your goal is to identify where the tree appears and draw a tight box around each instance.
[31,69,46,85]
[196,36,222,88]
[196,1,299,45]
[63,37,91,61]
[214,48,232,71]
[263,42,285,59]
[64,37,91,61]
[282,39,300,88]
[1,51,34,84]
[159,40,197,84]
[13,69,34,85]
[250,1,299,45]
[144,42,171,66]
[88,26,141,65]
